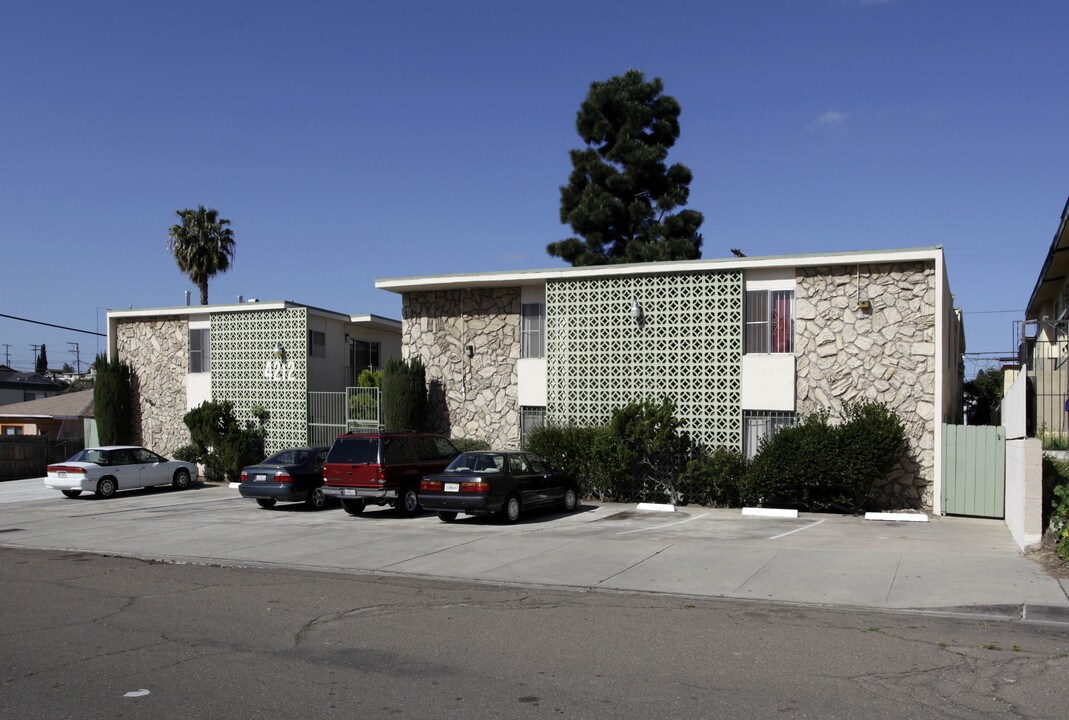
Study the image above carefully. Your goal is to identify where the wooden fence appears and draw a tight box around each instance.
[0,436,85,481]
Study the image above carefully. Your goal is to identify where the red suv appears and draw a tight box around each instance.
[322,431,459,516]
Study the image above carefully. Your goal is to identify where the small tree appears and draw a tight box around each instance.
[606,397,692,503]
[178,400,268,482]
[549,70,704,266]
[36,344,48,373]
[93,354,134,445]
[963,368,1004,426]
[381,357,427,431]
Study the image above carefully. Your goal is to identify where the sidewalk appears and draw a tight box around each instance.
[2,480,1067,622]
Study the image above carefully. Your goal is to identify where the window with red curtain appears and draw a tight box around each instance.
[745,290,794,354]
[770,290,794,353]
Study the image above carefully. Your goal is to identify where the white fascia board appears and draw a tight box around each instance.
[107,301,289,320]
[375,247,944,293]
[348,314,403,332]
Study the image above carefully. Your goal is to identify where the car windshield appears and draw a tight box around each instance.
[67,449,111,465]
[327,437,378,464]
[264,449,310,466]
[445,453,506,474]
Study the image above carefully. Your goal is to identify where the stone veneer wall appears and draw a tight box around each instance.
[795,262,937,509]
[402,289,520,447]
[115,317,190,456]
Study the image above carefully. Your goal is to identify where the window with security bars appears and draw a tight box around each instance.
[521,303,545,358]
[744,290,794,354]
[519,406,546,450]
[189,328,210,373]
[743,410,798,462]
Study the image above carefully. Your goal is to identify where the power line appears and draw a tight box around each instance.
[961,310,1022,315]
[0,312,105,337]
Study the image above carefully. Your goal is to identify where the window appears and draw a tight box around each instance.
[2,426,23,436]
[745,290,794,354]
[519,406,545,450]
[309,330,326,358]
[521,303,545,358]
[189,328,211,373]
[743,411,799,462]
[352,339,380,372]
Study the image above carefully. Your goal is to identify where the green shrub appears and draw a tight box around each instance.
[172,444,199,462]
[604,398,692,503]
[682,447,743,507]
[1047,457,1069,560]
[93,354,134,445]
[739,402,908,513]
[182,400,268,482]
[451,437,492,452]
[382,357,427,431]
[526,423,615,500]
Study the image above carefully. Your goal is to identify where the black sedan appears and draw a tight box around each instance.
[238,446,331,510]
[419,451,578,523]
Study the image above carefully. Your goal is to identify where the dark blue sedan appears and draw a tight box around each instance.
[419,451,578,523]
[239,446,331,510]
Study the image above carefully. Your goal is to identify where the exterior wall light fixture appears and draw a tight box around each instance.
[465,344,474,358]
[857,293,872,312]
[273,342,286,359]
[630,299,643,323]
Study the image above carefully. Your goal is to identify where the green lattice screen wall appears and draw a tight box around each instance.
[546,271,743,451]
[210,307,308,453]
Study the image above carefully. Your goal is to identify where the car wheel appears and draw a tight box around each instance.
[561,486,578,512]
[60,490,81,498]
[306,486,328,510]
[437,511,458,522]
[500,494,521,524]
[173,468,192,490]
[256,498,277,509]
[96,477,117,499]
[341,498,365,515]
[398,486,420,516]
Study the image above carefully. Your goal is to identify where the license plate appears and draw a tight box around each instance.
[254,474,267,482]
[343,488,356,496]
[58,471,67,478]
[444,483,459,493]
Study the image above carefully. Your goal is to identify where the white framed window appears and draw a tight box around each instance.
[352,340,380,372]
[743,410,799,462]
[745,290,794,354]
[189,328,210,373]
[521,303,545,359]
[309,330,326,358]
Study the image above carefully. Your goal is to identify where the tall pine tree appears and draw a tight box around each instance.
[549,70,704,266]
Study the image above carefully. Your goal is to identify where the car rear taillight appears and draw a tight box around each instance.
[48,465,86,475]
[240,471,248,482]
[421,480,443,491]
[459,481,490,493]
[374,465,385,484]
[274,471,292,483]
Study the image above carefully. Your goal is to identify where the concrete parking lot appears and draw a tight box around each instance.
[2,478,1067,619]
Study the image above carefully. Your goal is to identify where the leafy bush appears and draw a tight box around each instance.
[451,437,491,452]
[603,398,692,503]
[382,357,427,431]
[181,400,268,482]
[682,447,744,507]
[526,423,616,500]
[1047,457,1069,560]
[93,354,134,445]
[172,444,199,462]
[739,401,907,513]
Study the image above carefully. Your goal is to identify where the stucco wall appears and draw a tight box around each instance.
[403,288,520,447]
[115,317,190,456]
[795,262,937,509]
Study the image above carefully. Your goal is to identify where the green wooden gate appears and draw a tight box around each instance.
[941,424,1005,518]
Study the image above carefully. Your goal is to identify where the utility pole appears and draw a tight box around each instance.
[1,344,10,366]
[30,344,40,372]
[67,341,82,373]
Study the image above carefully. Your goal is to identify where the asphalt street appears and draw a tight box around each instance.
[2,547,1068,720]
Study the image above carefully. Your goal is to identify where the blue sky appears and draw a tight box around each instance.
[2,0,1066,377]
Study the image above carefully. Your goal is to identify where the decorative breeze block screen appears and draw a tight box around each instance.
[546,271,743,451]
[210,307,308,453]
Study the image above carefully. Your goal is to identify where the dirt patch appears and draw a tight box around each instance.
[1027,533,1069,581]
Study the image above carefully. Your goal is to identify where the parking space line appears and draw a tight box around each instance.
[767,519,826,540]
[616,512,709,535]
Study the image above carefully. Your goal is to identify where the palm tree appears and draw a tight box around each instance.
[167,206,236,305]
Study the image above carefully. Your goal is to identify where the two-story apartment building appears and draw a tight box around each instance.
[377,246,963,512]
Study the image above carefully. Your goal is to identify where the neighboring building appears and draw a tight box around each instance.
[0,365,65,406]
[0,389,93,441]
[1021,196,1069,440]
[377,246,963,512]
[107,301,402,456]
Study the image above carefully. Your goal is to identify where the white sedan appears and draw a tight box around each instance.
[45,446,198,499]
